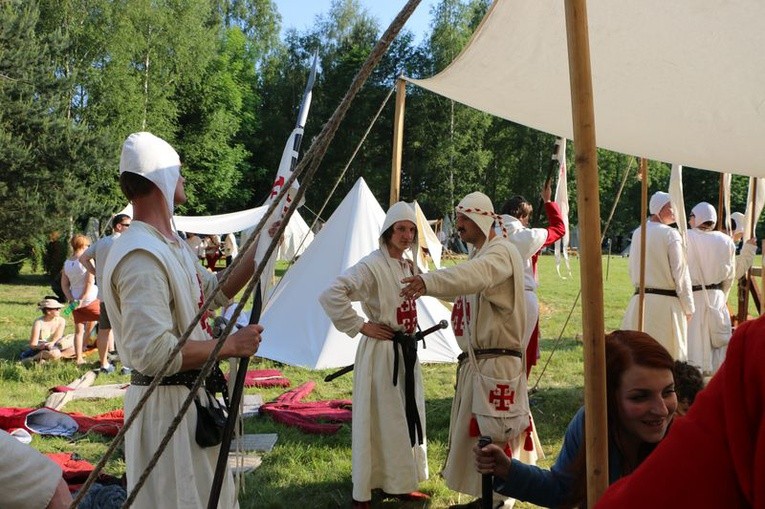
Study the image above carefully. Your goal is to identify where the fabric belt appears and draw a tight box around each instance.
[457,348,523,363]
[392,332,423,447]
[692,282,723,292]
[130,370,202,388]
[634,288,677,297]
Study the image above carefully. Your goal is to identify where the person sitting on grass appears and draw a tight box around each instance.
[21,298,74,362]
[473,330,677,508]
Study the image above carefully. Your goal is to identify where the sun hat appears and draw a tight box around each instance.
[37,298,64,310]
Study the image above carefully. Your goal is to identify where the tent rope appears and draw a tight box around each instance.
[69,1,422,507]
[530,156,634,393]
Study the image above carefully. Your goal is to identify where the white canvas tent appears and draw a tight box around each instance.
[413,200,442,271]
[256,177,460,369]
[407,0,765,177]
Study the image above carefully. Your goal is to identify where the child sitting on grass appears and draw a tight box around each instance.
[20,297,74,362]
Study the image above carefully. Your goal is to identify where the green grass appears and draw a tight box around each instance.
[0,253,759,508]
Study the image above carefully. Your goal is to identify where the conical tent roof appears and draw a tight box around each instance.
[257,177,460,369]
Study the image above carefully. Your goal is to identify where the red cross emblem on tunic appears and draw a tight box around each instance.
[451,297,470,337]
[396,297,417,334]
[488,384,515,411]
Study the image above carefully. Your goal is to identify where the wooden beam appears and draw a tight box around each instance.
[390,78,406,206]
[564,0,608,505]
[638,158,648,331]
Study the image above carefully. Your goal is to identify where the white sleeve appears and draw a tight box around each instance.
[319,263,376,337]
[0,430,62,509]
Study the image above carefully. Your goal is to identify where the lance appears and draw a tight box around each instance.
[208,52,319,509]
[532,138,564,227]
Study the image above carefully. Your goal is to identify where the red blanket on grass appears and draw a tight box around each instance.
[0,407,124,437]
[596,315,765,508]
[260,381,351,435]
[225,369,291,388]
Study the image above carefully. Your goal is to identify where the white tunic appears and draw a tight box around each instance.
[103,221,236,509]
[502,214,549,352]
[686,228,735,374]
[622,221,694,360]
[320,249,427,502]
[420,236,527,497]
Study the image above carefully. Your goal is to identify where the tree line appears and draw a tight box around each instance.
[0,0,751,280]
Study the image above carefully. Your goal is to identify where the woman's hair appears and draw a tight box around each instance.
[563,330,675,508]
[501,195,532,220]
[70,234,90,251]
[120,172,156,200]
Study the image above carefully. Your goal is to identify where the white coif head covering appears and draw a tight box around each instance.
[691,201,717,226]
[456,192,502,239]
[380,201,418,250]
[649,191,672,215]
[731,211,746,235]
[120,132,181,215]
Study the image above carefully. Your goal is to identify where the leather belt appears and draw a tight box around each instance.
[634,288,677,297]
[131,370,202,388]
[458,348,523,363]
[692,282,723,292]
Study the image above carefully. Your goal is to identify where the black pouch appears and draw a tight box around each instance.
[194,388,228,448]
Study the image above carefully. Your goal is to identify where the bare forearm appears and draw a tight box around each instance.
[219,234,258,298]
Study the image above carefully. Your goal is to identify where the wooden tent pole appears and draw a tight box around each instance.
[563,0,608,505]
[390,78,406,206]
[637,158,648,331]
[717,173,725,231]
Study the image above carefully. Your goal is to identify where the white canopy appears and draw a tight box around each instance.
[256,177,460,369]
[408,0,765,176]
[117,202,314,261]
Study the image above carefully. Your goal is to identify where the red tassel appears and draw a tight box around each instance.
[469,416,480,437]
[524,417,534,451]
[503,443,513,457]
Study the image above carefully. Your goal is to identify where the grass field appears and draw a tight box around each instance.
[0,253,758,508]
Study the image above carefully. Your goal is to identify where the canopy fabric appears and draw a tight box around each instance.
[407,0,765,176]
[117,202,314,261]
[257,178,460,369]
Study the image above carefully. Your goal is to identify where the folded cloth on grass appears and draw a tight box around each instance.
[225,368,291,388]
[0,407,124,437]
[260,381,351,435]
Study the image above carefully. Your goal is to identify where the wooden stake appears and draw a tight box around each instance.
[638,158,648,331]
[564,0,608,505]
[390,78,406,206]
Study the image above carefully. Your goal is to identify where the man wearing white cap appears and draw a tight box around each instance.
[730,211,758,279]
[686,202,735,374]
[102,132,264,508]
[401,192,529,508]
[621,191,694,360]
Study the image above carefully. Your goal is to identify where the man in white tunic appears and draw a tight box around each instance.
[686,202,735,375]
[102,132,263,509]
[320,202,428,509]
[402,192,528,508]
[730,211,757,280]
[622,191,694,360]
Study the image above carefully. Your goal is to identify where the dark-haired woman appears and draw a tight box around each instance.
[473,330,676,508]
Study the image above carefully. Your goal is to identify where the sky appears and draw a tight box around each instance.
[272,0,439,44]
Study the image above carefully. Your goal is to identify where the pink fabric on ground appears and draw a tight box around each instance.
[260,381,351,435]
[225,369,291,388]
